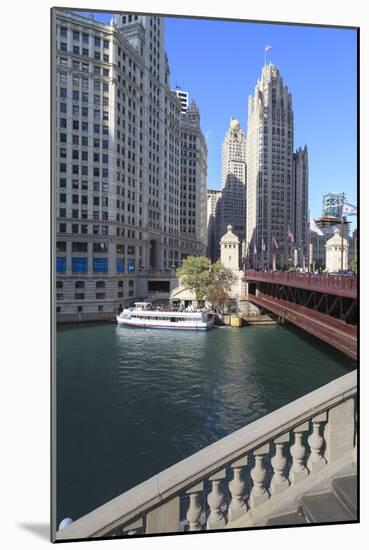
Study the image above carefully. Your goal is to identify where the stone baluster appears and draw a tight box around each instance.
[290,422,309,483]
[228,455,248,521]
[270,433,290,495]
[186,481,204,531]
[307,412,327,472]
[206,469,227,529]
[249,444,270,508]
[123,517,144,536]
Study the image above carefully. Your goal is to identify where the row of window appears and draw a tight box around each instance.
[59,118,109,135]
[59,27,110,50]
[58,223,139,239]
[57,292,111,300]
[59,42,110,62]
[57,280,125,289]
[56,242,136,254]
[59,135,109,148]
[59,151,109,163]
[56,257,136,273]
[59,164,109,178]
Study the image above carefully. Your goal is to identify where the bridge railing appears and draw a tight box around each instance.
[245,271,357,291]
[56,371,357,540]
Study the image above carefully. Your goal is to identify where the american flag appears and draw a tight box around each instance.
[265,45,272,51]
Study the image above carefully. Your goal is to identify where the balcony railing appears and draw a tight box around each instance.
[245,271,357,291]
[56,370,357,540]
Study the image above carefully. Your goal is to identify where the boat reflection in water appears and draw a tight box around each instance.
[116,302,215,331]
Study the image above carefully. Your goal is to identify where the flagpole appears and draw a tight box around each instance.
[341,192,345,274]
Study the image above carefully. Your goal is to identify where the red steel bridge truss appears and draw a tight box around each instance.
[244,271,358,361]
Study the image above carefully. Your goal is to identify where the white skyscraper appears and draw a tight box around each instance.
[246,63,294,269]
[215,118,247,263]
[180,99,208,259]
[221,117,247,188]
[53,11,207,321]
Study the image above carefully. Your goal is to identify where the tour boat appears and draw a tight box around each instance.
[116,302,215,331]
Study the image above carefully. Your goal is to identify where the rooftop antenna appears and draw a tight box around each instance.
[264,44,272,66]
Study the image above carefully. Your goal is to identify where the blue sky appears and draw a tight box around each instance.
[81,12,357,227]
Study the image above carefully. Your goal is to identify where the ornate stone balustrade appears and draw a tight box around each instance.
[55,370,357,540]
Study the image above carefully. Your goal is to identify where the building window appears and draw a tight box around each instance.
[93,243,108,253]
[96,293,105,299]
[128,259,135,273]
[72,257,88,273]
[56,257,66,273]
[72,242,88,253]
[96,280,105,289]
[56,241,66,253]
[75,293,85,300]
[116,259,125,273]
[75,281,85,289]
[56,280,63,289]
[93,258,108,273]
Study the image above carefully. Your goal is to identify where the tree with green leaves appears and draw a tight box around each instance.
[348,259,357,273]
[176,256,235,305]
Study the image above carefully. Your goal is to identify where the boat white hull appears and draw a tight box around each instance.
[116,316,214,331]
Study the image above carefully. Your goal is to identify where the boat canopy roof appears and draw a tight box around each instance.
[133,302,152,310]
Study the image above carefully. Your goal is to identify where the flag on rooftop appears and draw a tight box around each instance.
[342,202,357,216]
[265,45,272,51]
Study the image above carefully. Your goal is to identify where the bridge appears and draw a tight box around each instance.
[244,271,357,360]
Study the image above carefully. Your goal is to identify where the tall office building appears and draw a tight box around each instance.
[221,118,247,188]
[215,118,247,263]
[246,63,308,269]
[292,145,309,265]
[53,11,207,321]
[206,189,222,261]
[180,100,208,258]
[173,87,189,113]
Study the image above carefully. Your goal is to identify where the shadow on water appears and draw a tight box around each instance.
[57,321,114,332]
[279,322,357,369]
